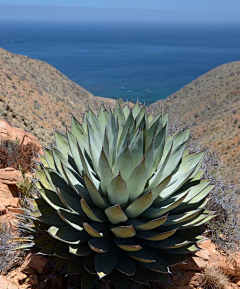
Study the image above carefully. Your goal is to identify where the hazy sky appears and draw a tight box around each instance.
[0,1,240,22]
[0,0,239,12]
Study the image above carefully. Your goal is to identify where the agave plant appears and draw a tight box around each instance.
[21,103,215,288]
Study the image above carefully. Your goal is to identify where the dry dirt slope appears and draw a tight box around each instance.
[0,47,239,184]
[148,62,240,185]
[0,48,116,146]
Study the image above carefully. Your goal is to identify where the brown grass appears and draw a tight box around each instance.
[201,267,229,289]
[0,139,40,172]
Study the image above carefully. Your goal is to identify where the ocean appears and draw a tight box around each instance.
[0,21,240,105]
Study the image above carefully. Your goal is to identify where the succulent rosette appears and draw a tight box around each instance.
[21,103,215,288]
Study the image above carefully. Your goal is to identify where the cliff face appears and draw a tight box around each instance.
[0,48,116,146]
[148,62,240,185]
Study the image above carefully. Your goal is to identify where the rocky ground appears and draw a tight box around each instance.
[148,61,240,185]
[0,109,239,289]
[0,48,240,288]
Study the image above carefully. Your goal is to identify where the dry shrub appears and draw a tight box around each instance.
[169,118,240,253]
[201,267,229,289]
[0,139,40,172]
[0,221,26,274]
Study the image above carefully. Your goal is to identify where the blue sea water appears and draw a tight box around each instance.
[0,21,240,105]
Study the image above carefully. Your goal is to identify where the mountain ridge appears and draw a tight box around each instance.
[0,47,239,184]
[148,61,240,185]
[0,47,116,146]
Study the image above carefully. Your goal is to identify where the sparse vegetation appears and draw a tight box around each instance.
[170,119,240,253]
[0,221,25,274]
[201,267,229,289]
[0,138,40,172]
[16,168,35,198]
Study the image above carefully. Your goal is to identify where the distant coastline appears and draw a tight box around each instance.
[1,21,240,104]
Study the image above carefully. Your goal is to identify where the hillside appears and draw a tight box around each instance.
[149,62,240,185]
[0,48,116,146]
[0,48,239,185]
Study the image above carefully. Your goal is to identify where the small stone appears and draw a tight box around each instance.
[0,202,7,214]
[22,254,49,275]
[0,182,13,199]
[0,197,20,208]
[0,168,22,185]
[219,233,227,240]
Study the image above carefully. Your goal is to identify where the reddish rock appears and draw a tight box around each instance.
[0,167,23,185]
[170,239,240,288]
[0,276,20,289]
[0,197,20,208]
[0,119,43,154]
[0,212,19,233]
[21,254,49,275]
[0,201,7,214]
[0,181,14,198]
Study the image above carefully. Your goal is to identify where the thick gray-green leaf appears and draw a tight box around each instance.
[57,208,85,231]
[83,222,108,238]
[105,205,128,224]
[129,263,149,284]
[125,192,153,218]
[55,130,72,158]
[35,170,53,190]
[67,129,84,175]
[48,168,79,198]
[128,158,148,202]
[88,236,112,253]
[111,225,136,238]
[67,258,84,275]
[114,237,142,252]
[132,214,168,231]
[113,145,133,181]
[137,228,177,241]
[55,186,82,214]
[84,174,109,209]
[38,188,67,211]
[107,175,129,206]
[94,246,119,279]
[69,243,93,256]
[98,104,109,132]
[81,270,99,289]
[71,116,88,151]
[87,118,102,172]
[48,226,83,244]
[81,198,107,222]
[43,147,56,170]
[98,149,113,195]
[140,248,168,273]
[142,192,188,219]
[116,254,136,276]
[61,164,91,202]
[127,249,156,263]
[150,125,167,176]
[130,130,144,169]
[122,105,130,119]
[132,102,141,119]
[162,209,203,226]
